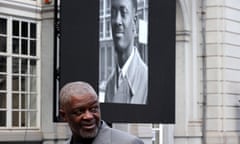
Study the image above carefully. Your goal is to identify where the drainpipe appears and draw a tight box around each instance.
[200,0,207,144]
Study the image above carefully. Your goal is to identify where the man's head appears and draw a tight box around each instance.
[111,0,138,55]
[59,81,101,139]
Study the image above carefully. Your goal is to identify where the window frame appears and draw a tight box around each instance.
[0,15,40,129]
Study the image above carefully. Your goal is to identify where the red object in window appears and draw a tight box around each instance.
[44,0,51,4]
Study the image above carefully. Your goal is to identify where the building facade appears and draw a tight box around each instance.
[0,0,240,144]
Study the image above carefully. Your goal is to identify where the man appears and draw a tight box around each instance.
[60,81,144,144]
[105,0,148,104]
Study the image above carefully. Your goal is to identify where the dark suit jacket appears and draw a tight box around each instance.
[105,48,148,104]
[66,121,144,144]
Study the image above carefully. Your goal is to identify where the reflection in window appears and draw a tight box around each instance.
[21,59,28,74]
[21,39,28,55]
[0,18,7,34]
[0,111,6,126]
[0,93,6,108]
[30,23,36,38]
[0,56,6,72]
[12,38,19,54]
[0,36,6,52]
[21,22,28,37]
[13,20,19,36]
[0,75,6,90]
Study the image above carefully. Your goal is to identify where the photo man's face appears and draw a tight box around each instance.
[111,0,136,53]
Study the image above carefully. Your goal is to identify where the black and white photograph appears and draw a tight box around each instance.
[99,0,149,105]
[59,0,175,123]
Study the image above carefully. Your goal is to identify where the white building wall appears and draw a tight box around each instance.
[204,0,240,143]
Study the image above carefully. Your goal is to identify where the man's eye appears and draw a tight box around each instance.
[90,107,99,113]
[120,8,128,16]
[72,109,84,115]
[111,9,117,17]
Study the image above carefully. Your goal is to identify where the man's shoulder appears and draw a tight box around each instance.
[96,121,144,144]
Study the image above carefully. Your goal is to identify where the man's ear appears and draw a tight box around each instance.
[59,108,67,122]
[133,15,138,35]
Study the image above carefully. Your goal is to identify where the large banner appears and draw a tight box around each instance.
[57,0,176,123]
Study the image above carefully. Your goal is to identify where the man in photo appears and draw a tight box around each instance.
[104,0,148,104]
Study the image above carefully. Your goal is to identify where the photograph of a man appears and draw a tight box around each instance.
[104,0,148,104]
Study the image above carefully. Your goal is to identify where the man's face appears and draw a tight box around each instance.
[111,0,136,53]
[60,93,101,139]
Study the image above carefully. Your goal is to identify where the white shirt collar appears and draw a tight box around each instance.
[118,47,135,78]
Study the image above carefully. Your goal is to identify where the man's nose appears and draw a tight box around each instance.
[114,11,122,25]
[82,110,94,119]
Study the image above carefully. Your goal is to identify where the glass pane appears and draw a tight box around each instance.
[0,36,6,52]
[12,58,19,74]
[21,39,28,55]
[30,60,36,74]
[12,111,19,126]
[21,59,28,74]
[0,111,6,126]
[12,94,19,109]
[0,93,6,108]
[0,18,7,34]
[12,76,19,91]
[0,56,6,72]
[12,38,19,54]
[30,40,36,56]
[21,22,28,37]
[21,94,28,109]
[30,94,36,109]
[29,111,36,127]
[30,77,36,92]
[21,76,27,91]
[21,111,26,127]
[30,23,36,38]
[13,20,19,36]
[0,75,6,90]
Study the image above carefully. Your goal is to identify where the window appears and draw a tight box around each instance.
[105,18,111,38]
[0,16,39,128]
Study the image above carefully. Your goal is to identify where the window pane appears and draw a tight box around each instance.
[30,40,36,56]
[21,39,28,55]
[13,20,19,36]
[105,19,111,37]
[12,58,19,74]
[21,76,27,91]
[30,94,36,109]
[12,94,19,109]
[21,59,28,74]
[12,76,19,91]
[21,94,28,109]
[21,111,26,127]
[0,75,6,90]
[0,111,6,126]
[0,36,6,52]
[0,18,7,34]
[30,77,36,92]
[21,22,28,37]
[0,56,6,72]
[99,20,103,38]
[30,60,36,74]
[100,0,103,16]
[30,112,36,127]
[0,93,6,108]
[12,111,19,126]
[30,23,36,38]
[12,38,19,54]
